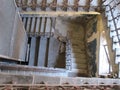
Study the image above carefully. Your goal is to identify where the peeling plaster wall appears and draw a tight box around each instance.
[85,16,99,77]
[55,16,99,76]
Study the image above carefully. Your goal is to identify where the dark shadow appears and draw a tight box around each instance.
[55,51,66,68]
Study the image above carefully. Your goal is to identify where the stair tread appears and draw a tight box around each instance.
[71,58,87,64]
[71,54,86,59]
[68,72,88,77]
[70,69,88,74]
[72,63,87,69]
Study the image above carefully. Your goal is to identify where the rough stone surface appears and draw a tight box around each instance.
[0,74,120,85]
[34,75,60,84]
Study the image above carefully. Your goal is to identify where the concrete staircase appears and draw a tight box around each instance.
[14,0,120,77]
[15,0,100,77]
[67,26,88,77]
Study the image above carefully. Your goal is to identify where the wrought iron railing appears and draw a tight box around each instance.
[103,1,120,47]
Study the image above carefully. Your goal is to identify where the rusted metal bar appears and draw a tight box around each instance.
[72,0,79,11]
[107,0,114,5]
[108,15,120,22]
[49,0,57,11]
[84,0,91,11]
[106,1,120,12]
[102,0,107,4]
[16,0,101,12]
[61,0,68,11]
[21,0,28,10]
[111,27,120,32]
[30,0,37,10]
[40,0,47,10]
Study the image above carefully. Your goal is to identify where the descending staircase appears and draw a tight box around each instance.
[12,0,120,77]
[15,0,102,77]
[67,24,88,77]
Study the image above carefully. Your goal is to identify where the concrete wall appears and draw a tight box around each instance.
[11,13,27,60]
[0,0,27,60]
[0,0,16,56]
[85,16,99,76]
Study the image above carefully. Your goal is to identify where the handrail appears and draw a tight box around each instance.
[102,0,114,5]
[105,1,120,12]
[111,27,120,32]
[105,5,120,46]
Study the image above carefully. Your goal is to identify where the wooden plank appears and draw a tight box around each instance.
[37,37,47,66]
[20,12,100,16]
[29,37,36,66]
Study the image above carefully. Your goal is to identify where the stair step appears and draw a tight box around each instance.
[71,39,84,44]
[71,53,86,59]
[71,58,87,64]
[71,42,84,45]
[68,72,88,77]
[71,41,85,47]
[70,69,88,74]
[72,63,87,69]
[71,48,86,53]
